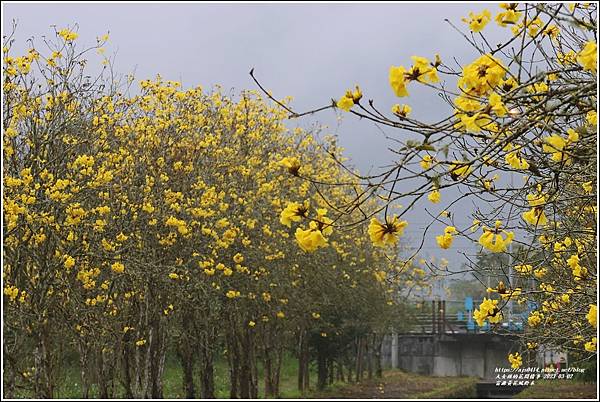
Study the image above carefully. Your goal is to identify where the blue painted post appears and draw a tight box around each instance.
[465,297,474,332]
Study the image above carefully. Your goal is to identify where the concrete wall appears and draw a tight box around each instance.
[458,340,486,377]
[432,339,461,376]
[382,334,516,379]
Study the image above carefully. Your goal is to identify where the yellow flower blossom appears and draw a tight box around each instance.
[528,310,543,327]
[576,41,597,72]
[513,264,532,275]
[368,215,408,248]
[458,54,506,95]
[408,56,439,84]
[479,225,514,253]
[436,226,456,249]
[586,110,597,126]
[225,290,240,299]
[392,104,411,117]
[522,207,548,226]
[505,151,530,170]
[473,298,502,326]
[58,28,79,42]
[111,262,125,274]
[389,65,409,97]
[420,155,434,170]
[495,4,522,27]
[584,337,597,352]
[586,305,597,328]
[508,352,522,369]
[295,225,328,252]
[64,255,76,270]
[337,95,354,112]
[278,157,301,175]
[428,189,441,204]
[462,9,492,32]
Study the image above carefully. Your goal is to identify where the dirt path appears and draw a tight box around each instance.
[310,370,479,399]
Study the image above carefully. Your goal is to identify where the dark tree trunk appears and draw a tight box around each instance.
[367,336,373,380]
[328,359,335,385]
[178,340,195,398]
[199,345,215,399]
[355,337,364,383]
[121,341,134,398]
[297,329,310,393]
[317,347,327,391]
[227,330,239,399]
[337,361,345,383]
[33,328,54,399]
[374,334,383,378]
[77,342,90,399]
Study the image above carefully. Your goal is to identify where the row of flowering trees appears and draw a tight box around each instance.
[2,29,422,398]
[256,3,597,370]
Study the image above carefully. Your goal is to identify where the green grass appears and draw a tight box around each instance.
[8,352,317,399]
[310,369,479,399]
[512,380,597,399]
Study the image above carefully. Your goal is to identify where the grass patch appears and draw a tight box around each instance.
[311,369,479,399]
[513,380,597,399]
[7,352,316,399]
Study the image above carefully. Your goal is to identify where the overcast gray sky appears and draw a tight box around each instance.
[3,2,511,285]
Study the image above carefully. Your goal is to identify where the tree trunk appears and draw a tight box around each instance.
[199,351,215,399]
[297,329,310,393]
[274,344,283,396]
[367,335,373,380]
[121,340,134,398]
[227,329,239,399]
[178,338,195,399]
[33,327,54,398]
[98,348,109,399]
[316,344,327,391]
[355,337,364,383]
[374,334,383,378]
[264,349,274,397]
[337,361,345,383]
[77,342,90,398]
[249,331,258,399]
[149,317,166,399]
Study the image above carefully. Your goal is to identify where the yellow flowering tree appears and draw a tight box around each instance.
[252,2,597,365]
[3,26,417,398]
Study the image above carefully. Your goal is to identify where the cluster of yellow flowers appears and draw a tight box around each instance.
[508,352,522,369]
[542,129,580,165]
[522,192,549,226]
[478,221,514,253]
[388,54,440,99]
[336,86,362,112]
[473,297,503,326]
[435,226,456,249]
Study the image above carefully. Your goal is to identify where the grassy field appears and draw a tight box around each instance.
[13,358,597,399]
[14,353,316,399]
[310,369,479,399]
[11,356,479,399]
[512,380,597,399]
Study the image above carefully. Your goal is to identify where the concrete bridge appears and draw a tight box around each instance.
[381,332,518,379]
[381,299,525,380]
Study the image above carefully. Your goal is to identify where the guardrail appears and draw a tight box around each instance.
[408,299,528,334]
